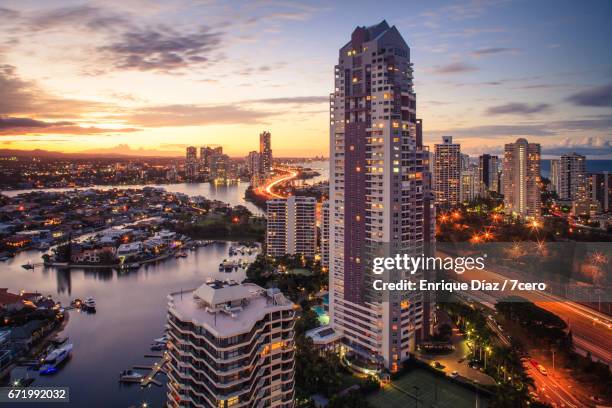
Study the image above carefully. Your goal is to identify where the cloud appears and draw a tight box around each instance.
[0,64,110,117]
[428,125,555,138]
[543,137,612,156]
[26,5,129,32]
[432,62,478,74]
[427,116,612,140]
[566,83,612,107]
[99,25,223,72]
[0,117,72,129]
[124,104,274,126]
[471,47,519,56]
[0,116,140,136]
[0,7,19,19]
[246,96,328,105]
[486,102,552,115]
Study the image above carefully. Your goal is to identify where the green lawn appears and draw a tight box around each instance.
[368,368,482,408]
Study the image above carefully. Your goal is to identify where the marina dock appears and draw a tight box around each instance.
[120,352,169,387]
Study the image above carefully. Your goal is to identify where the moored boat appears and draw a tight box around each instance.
[40,343,73,375]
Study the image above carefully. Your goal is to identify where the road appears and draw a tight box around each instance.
[417,329,496,386]
[448,262,612,364]
[524,360,584,408]
[257,168,299,199]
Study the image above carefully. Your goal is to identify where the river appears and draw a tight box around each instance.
[1,181,262,216]
[0,161,331,217]
[1,242,257,408]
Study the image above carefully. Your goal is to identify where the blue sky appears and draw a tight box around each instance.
[0,0,610,158]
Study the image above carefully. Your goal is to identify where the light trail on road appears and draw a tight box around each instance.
[263,169,299,199]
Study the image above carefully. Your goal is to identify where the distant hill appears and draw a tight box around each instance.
[0,148,181,159]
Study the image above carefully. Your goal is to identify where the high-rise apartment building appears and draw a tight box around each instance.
[550,159,560,193]
[210,153,231,181]
[328,21,434,371]
[246,151,262,186]
[559,153,587,201]
[321,200,330,271]
[503,138,541,218]
[433,136,461,207]
[461,164,481,203]
[479,154,499,195]
[260,131,273,177]
[590,171,611,212]
[266,196,317,258]
[186,146,198,180]
[166,281,295,408]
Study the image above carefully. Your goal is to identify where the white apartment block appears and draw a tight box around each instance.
[166,281,295,408]
[266,196,317,258]
[461,165,481,203]
[503,138,541,219]
[559,153,587,201]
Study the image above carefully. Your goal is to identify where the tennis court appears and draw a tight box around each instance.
[368,368,484,408]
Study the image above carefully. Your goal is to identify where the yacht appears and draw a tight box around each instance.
[40,343,73,375]
[152,335,168,344]
[82,297,96,312]
[119,369,143,382]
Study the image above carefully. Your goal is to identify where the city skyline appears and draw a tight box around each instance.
[0,1,611,158]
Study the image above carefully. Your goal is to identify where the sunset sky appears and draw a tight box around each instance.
[0,0,611,158]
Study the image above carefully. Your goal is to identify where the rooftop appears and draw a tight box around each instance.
[306,324,342,345]
[168,281,293,338]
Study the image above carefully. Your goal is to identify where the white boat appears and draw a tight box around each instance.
[82,297,96,309]
[119,369,143,382]
[40,343,73,374]
[152,335,168,344]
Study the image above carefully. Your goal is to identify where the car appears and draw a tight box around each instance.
[432,361,445,370]
[537,364,547,376]
[450,371,459,378]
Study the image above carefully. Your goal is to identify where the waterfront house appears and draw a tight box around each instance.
[71,246,117,264]
[8,320,50,349]
[117,242,143,258]
[0,289,25,312]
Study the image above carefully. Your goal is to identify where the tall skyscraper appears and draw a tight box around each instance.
[328,21,434,371]
[559,153,587,201]
[166,281,295,408]
[246,151,262,186]
[259,131,273,177]
[185,146,198,180]
[321,200,330,271]
[433,136,461,208]
[266,196,317,258]
[503,138,541,218]
[550,159,560,193]
[479,154,499,195]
